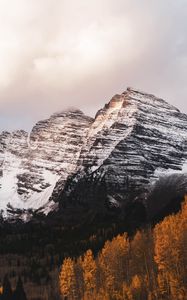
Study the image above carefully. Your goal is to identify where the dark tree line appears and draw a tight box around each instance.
[0,275,27,300]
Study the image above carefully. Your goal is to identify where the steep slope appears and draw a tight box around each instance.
[56,88,187,217]
[0,110,92,219]
[1,87,187,221]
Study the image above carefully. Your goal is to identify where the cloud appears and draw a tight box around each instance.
[0,0,187,131]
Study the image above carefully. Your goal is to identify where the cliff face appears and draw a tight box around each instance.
[0,110,92,219]
[0,87,187,220]
[56,88,187,215]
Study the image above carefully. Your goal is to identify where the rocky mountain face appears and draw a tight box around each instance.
[55,88,187,220]
[0,110,92,219]
[0,87,187,221]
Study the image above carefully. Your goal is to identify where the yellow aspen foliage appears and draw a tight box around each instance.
[99,233,130,296]
[93,288,110,300]
[154,196,187,299]
[154,214,183,272]
[81,249,97,298]
[130,230,154,276]
[59,257,76,299]
[130,275,143,300]
[180,196,187,274]
[157,272,168,298]
[130,231,146,278]
[131,274,142,290]
[147,291,153,300]
[168,273,186,300]
[58,197,187,300]
[99,240,115,292]
[122,283,133,300]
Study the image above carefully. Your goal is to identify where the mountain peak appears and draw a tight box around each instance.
[125,86,157,97]
[106,94,124,109]
[51,108,85,119]
[57,88,187,219]
[0,88,187,221]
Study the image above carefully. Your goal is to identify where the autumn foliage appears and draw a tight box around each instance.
[59,197,187,300]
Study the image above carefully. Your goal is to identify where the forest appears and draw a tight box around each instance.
[59,197,187,300]
[0,196,186,299]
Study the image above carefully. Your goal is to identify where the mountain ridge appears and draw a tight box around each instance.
[0,109,93,219]
[55,87,187,220]
[0,87,187,220]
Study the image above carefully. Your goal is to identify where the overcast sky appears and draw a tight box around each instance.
[0,0,187,131]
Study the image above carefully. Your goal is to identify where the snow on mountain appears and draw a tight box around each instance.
[0,110,92,218]
[0,87,187,220]
[56,87,187,211]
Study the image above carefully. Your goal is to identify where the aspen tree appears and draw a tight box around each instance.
[154,197,187,299]
[122,283,133,300]
[59,258,77,300]
[81,249,97,299]
[157,272,168,299]
[130,274,143,300]
[99,234,130,297]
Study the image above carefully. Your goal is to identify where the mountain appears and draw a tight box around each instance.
[55,87,187,221]
[0,87,187,221]
[0,110,92,220]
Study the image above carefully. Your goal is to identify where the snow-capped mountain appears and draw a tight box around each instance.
[55,88,187,214]
[0,87,187,220]
[0,110,92,219]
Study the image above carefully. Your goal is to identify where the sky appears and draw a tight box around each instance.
[0,0,187,131]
